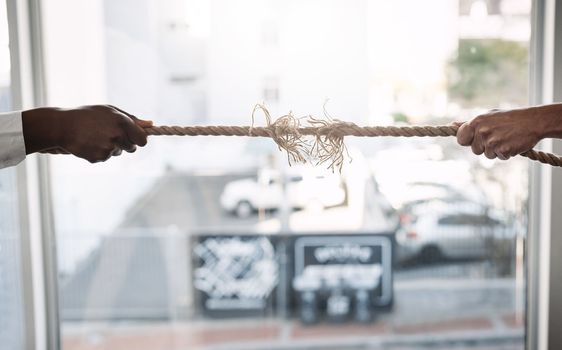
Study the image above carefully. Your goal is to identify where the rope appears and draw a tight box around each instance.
[144,123,562,168]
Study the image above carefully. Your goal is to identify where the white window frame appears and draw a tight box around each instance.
[6,0,54,349]
[527,0,562,349]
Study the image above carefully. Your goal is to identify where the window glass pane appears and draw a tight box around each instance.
[44,1,529,349]
[0,1,26,349]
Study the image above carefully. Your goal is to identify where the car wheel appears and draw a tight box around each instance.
[419,245,443,264]
[235,200,253,218]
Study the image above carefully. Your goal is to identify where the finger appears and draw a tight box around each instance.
[111,147,123,157]
[113,136,137,153]
[109,105,153,128]
[118,141,137,153]
[40,147,70,155]
[484,147,497,159]
[457,123,475,146]
[122,119,149,147]
[89,149,113,163]
[496,152,509,160]
[451,121,464,127]
[120,143,137,153]
[471,132,485,155]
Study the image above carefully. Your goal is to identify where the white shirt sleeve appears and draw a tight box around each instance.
[0,111,26,169]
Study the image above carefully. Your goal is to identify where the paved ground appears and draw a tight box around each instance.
[62,312,523,350]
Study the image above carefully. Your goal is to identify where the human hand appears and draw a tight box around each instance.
[23,105,153,163]
[454,105,562,160]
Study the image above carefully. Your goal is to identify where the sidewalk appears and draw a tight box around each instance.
[63,311,523,350]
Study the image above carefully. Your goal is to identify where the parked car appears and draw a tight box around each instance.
[398,182,485,211]
[220,167,346,218]
[396,201,514,263]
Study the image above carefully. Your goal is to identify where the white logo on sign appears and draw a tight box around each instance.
[314,244,372,263]
[194,237,278,301]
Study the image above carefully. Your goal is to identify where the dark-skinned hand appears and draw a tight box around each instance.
[22,105,152,163]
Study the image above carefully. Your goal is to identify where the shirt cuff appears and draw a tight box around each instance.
[0,111,26,169]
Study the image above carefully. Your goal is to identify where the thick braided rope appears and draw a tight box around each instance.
[144,124,562,168]
[145,124,459,137]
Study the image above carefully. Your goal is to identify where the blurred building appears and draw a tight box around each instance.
[207,0,369,123]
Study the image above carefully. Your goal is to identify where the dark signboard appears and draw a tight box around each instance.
[293,235,393,306]
[193,235,279,316]
[192,233,393,322]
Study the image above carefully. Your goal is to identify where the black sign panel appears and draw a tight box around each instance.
[293,235,393,307]
[193,235,279,316]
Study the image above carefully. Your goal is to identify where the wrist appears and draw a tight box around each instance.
[22,107,65,154]
[537,103,562,139]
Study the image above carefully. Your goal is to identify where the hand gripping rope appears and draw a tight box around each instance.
[143,104,562,171]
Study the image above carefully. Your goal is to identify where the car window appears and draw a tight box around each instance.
[289,176,303,182]
[438,213,500,226]
[438,214,473,226]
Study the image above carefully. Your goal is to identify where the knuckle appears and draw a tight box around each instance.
[478,127,491,136]
[102,146,114,154]
[498,146,510,155]
[471,116,484,127]
[486,138,499,148]
[117,113,128,122]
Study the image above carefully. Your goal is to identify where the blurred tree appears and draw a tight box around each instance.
[391,112,409,124]
[447,39,528,108]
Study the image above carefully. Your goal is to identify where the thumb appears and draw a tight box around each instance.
[107,105,153,128]
[131,116,153,128]
[456,122,475,146]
